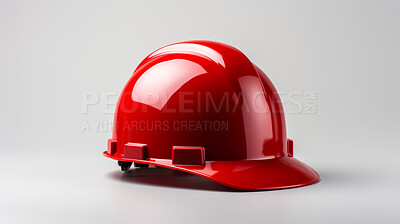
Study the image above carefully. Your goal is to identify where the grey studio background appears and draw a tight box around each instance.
[1,0,399,223]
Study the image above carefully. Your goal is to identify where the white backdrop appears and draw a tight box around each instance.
[1,0,399,223]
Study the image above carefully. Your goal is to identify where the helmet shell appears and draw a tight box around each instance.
[104,41,319,190]
[112,41,288,161]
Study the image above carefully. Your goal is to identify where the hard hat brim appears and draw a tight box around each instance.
[104,151,319,191]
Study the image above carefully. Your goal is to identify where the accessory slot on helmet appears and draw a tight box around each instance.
[172,146,205,165]
[124,143,148,160]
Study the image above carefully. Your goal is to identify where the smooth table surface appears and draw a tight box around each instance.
[1,149,399,224]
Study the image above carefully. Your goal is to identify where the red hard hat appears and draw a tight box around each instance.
[103,40,319,190]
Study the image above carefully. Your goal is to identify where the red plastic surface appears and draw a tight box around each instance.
[107,139,116,155]
[124,143,147,160]
[103,151,319,190]
[104,40,320,190]
[172,146,205,165]
[287,139,293,157]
